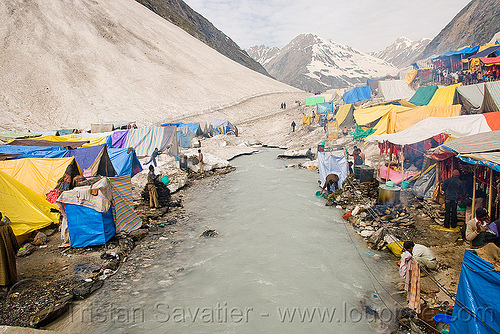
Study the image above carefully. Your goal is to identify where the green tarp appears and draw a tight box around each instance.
[353,125,377,140]
[408,86,438,106]
[306,96,325,106]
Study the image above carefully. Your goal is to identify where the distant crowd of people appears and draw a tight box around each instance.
[434,67,500,86]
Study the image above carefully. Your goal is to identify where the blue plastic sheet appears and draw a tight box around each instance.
[342,86,371,104]
[316,102,334,114]
[108,148,142,177]
[0,145,66,159]
[65,205,115,248]
[435,45,480,59]
[450,250,500,334]
[64,145,104,169]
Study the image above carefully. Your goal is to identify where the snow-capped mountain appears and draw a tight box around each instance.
[247,33,398,92]
[374,37,431,68]
[246,45,280,67]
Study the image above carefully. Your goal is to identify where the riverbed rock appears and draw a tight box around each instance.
[32,232,48,246]
[130,228,149,241]
[368,228,385,245]
[17,243,35,257]
[200,229,219,237]
[360,230,375,238]
[72,279,104,300]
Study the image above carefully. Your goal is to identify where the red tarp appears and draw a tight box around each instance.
[479,56,500,66]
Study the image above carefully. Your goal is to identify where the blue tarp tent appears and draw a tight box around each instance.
[450,249,500,334]
[318,151,348,191]
[342,86,372,104]
[65,205,115,248]
[434,45,480,59]
[317,102,334,114]
[211,119,236,135]
[0,145,66,159]
[108,148,142,177]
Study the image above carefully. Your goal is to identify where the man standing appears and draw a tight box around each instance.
[198,149,204,174]
[0,213,20,287]
[145,148,161,167]
[147,165,160,210]
[441,169,464,228]
[291,121,296,132]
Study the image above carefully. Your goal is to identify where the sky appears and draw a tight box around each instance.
[182,0,472,52]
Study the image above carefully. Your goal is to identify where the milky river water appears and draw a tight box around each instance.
[49,149,399,333]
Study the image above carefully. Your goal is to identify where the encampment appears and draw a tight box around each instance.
[124,126,178,157]
[335,104,355,128]
[64,144,116,177]
[342,86,371,104]
[211,119,236,135]
[408,86,438,106]
[377,80,416,101]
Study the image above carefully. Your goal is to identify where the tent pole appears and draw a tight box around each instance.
[472,166,477,219]
[400,147,404,183]
[386,152,391,181]
[489,168,493,216]
[377,147,382,180]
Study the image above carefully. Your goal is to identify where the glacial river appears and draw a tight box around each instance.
[49,149,399,333]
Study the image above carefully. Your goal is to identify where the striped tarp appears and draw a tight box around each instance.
[108,176,142,233]
[124,126,165,157]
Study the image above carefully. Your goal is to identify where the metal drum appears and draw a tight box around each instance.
[378,184,401,205]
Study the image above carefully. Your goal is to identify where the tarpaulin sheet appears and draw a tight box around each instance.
[305,96,325,106]
[379,166,417,184]
[111,130,128,148]
[33,134,107,147]
[0,145,66,159]
[0,157,79,197]
[8,139,87,149]
[353,125,377,140]
[65,205,115,248]
[468,45,500,59]
[435,45,480,59]
[354,105,410,126]
[0,170,59,236]
[428,83,462,106]
[458,152,500,173]
[364,99,416,109]
[480,56,500,66]
[108,148,142,177]
[0,132,39,140]
[316,102,333,114]
[405,70,418,84]
[124,126,168,157]
[455,83,485,111]
[481,81,500,113]
[108,176,142,233]
[302,115,312,125]
[318,151,348,190]
[64,145,105,170]
[440,130,500,154]
[408,86,438,106]
[412,165,436,198]
[342,86,371,104]
[450,250,500,334]
[64,145,116,177]
[210,119,236,135]
[367,114,494,145]
[392,105,461,134]
[378,80,416,101]
[335,104,354,127]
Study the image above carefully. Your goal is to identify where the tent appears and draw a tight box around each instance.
[411,165,436,198]
[479,56,500,66]
[211,119,236,135]
[335,104,355,128]
[0,157,81,197]
[450,249,500,334]
[377,80,416,101]
[431,130,500,160]
[342,86,371,104]
[64,144,116,177]
[454,83,485,113]
[0,170,60,237]
[108,176,142,233]
[32,134,107,147]
[368,111,500,146]
[433,45,480,59]
[8,139,87,149]
[318,151,348,191]
[108,148,142,177]
[427,83,462,106]
[177,126,195,148]
[408,86,438,106]
[0,145,67,159]
[0,132,40,142]
[306,96,325,106]
[124,126,178,157]
[480,81,500,113]
[109,130,129,148]
[316,102,334,115]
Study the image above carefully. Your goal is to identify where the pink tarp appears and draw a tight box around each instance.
[379,166,417,184]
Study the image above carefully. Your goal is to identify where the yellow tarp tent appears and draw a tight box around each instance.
[428,83,462,106]
[335,104,353,125]
[0,157,80,197]
[33,134,107,147]
[405,70,418,84]
[0,170,59,236]
[302,115,312,125]
[364,99,416,109]
[354,105,410,126]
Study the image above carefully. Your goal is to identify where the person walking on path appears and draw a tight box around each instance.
[198,149,204,174]
[283,102,286,109]
[291,121,296,132]
[441,169,464,228]
[0,212,20,288]
[145,148,161,167]
[147,165,160,210]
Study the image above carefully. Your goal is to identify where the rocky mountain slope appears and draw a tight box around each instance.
[247,34,398,92]
[0,0,298,132]
[374,37,431,69]
[135,0,270,77]
[420,0,500,59]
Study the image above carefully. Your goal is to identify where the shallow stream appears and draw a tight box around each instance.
[49,149,399,333]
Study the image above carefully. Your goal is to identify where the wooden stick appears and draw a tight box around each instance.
[386,152,391,181]
[472,166,477,218]
[489,168,493,216]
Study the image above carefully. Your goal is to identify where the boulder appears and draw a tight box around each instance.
[32,232,48,246]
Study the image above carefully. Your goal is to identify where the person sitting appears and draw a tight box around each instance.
[305,148,314,161]
[466,208,500,247]
[320,174,339,195]
[401,241,437,270]
[342,127,349,136]
[0,212,20,288]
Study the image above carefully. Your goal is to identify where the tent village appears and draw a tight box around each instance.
[1,39,500,331]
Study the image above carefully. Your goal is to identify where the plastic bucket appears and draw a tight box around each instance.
[386,181,396,188]
[433,314,451,325]
[401,181,409,189]
[174,156,179,161]
[161,175,170,185]
[315,191,322,197]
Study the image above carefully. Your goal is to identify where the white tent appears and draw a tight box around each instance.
[378,80,416,101]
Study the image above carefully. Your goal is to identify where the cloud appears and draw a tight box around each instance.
[183,0,471,52]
